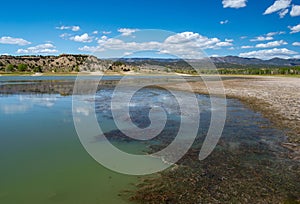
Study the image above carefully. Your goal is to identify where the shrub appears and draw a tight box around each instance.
[33,66,43,73]
[5,64,14,72]
[17,64,27,72]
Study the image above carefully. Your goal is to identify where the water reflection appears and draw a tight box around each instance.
[0,94,59,114]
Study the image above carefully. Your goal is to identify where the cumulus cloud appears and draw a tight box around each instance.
[290,5,300,16]
[239,48,297,59]
[118,28,139,36]
[56,25,80,31]
[289,23,300,33]
[292,42,300,46]
[0,36,31,46]
[162,32,233,51]
[263,0,291,15]
[250,36,274,42]
[255,40,287,48]
[241,45,254,49]
[17,43,58,54]
[79,32,233,59]
[222,0,247,8]
[279,8,289,18]
[220,20,229,24]
[70,33,93,43]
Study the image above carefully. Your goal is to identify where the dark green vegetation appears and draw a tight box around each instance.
[174,66,300,75]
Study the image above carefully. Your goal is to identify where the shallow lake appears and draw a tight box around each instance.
[0,76,299,203]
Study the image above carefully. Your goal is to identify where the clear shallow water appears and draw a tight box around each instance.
[0,94,138,204]
[0,76,299,203]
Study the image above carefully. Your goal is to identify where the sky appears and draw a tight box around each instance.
[1,0,300,59]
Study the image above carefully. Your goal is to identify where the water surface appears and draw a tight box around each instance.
[0,76,299,203]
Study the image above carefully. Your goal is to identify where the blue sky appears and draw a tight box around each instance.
[1,0,300,59]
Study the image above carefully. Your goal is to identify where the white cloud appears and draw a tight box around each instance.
[118,28,139,36]
[263,0,291,15]
[241,45,254,49]
[0,36,31,46]
[279,8,289,18]
[216,42,233,47]
[266,31,285,36]
[249,31,285,44]
[255,40,287,48]
[222,0,247,8]
[71,26,80,31]
[59,33,72,39]
[250,36,274,42]
[70,33,93,43]
[164,32,233,50]
[240,36,248,39]
[56,25,80,31]
[78,45,100,52]
[239,48,297,59]
[92,31,99,34]
[290,5,300,16]
[292,42,300,46]
[220,20,229,24]
[102,31,112,34]
[289,23,300,33]
[100,36,108,40]
[17,43,58,54]
[123,52,133,56]
[79,32,234,59]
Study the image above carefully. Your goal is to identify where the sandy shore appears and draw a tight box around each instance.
[163,75,300,160]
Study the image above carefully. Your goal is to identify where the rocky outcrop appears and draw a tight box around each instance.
[0,54,111,73]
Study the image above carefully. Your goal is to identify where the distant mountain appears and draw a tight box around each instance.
[119,56,300,68]
[210,56,300,67]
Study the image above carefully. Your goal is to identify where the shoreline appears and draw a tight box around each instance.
[0,72,299,77]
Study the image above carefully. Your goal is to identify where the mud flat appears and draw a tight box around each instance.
[162,75,300,160]
[127,76,300,204]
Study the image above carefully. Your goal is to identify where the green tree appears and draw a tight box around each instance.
[5,64,14,72]
[33,66,43,73]
[17,64,27,72]
[74,66,80,72]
